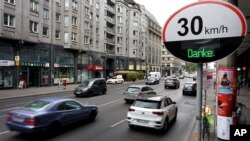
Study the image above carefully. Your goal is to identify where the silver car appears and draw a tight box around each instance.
[123,85,156,103]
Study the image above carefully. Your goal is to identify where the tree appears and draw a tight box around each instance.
[186,63,198,73]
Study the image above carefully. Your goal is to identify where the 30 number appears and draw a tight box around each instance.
[177,16,203,36]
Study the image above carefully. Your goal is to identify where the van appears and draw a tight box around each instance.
[74,78,107,97]
[148,72,161,80]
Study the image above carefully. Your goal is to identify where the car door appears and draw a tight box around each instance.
[56,102,76,126]
[166,98,176,121]
[92,80,100,95]
[147,87,156,95]
[141,87,149,97]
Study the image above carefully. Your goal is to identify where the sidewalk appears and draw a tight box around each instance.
[188,86,250,141]
[0,80,144,100]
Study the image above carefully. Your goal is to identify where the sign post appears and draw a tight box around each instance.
[162,1,247,141]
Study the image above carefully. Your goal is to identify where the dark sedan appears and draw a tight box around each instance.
[5,97,98,134]
[145,77,160,85]
[183,82,197,96]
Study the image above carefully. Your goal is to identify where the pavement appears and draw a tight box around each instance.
[188,86,250,141]
[0,80,144,100]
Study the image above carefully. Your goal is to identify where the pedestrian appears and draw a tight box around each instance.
[62,79,67,90]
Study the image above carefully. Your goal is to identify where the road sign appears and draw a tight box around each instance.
[162,0,247,63]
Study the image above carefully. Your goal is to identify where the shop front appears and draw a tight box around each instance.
[85,64,104,78]
[54,64,74,85]
[0,60,14,89]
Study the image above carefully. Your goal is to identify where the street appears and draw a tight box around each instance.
[0,78,196,141]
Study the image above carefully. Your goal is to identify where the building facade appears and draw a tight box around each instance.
[0,0,160,89]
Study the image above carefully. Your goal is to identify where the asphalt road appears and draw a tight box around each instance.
[0,78,197,141]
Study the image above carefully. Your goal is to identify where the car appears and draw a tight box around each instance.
[74,78,107,97]
[127,96,178,133]
[179,75,184,79]
[164,77,180,89]
[123,85,156,103]
[145,77,160,85]
[5,98,98,134]
[106,75,124,84]
[193,75,197,81]
[183,82,197,96]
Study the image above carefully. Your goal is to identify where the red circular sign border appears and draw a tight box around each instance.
[162,0,247,42]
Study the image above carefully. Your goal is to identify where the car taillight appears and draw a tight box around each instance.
[6,115,13,121]
[24,119,37,126]
[152,111,164,116]
[128,108,135,112]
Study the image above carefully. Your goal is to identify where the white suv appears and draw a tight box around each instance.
[127,96,177,133]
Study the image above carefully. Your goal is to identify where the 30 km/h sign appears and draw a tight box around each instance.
[162,0,247,63]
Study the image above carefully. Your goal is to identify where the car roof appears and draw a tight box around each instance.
[128,85,148,88]
[137,95,168,102]
[37,97,77,103]
[87,78,105,81]
[185,81,196,84]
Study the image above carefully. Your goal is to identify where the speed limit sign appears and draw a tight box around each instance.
[162,0,247,63]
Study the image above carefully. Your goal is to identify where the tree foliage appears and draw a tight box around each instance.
[186,63,198,73]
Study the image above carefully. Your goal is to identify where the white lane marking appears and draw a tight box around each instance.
[0,107,21,112]
[97,98,123,107]
[0,131,10,135]
[111,119,126,128]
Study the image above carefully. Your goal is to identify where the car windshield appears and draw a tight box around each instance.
[166,79,173,82]
[133,100,160,109]
[24,100,51,112]
[184,83,194,88]
[112,76,117,79]
[80,80,91,87]
[127,87,140,93]
[148,77,156,81]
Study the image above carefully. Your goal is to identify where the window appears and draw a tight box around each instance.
[4,14,15,27]
[90,12,93,19]
[133,49,137,55]
[85,7,89,15]
[96,2,99,9]
[30,0,39,12]
[117,37,122,44]
[133,21,138,26]
[43,9,49,19]
[90,0,93,5]
[64,16,69,27]
[133,30,138,36]
[72,16,77,26]
[56,13,60,22]
[84,36,89,44]
[117,26,122,33]
[84,21,89,29]
[96,15,99,21]
[117,6,122,13]
[64,32,69,43]
[4,0,15,5]
[133,40,138,45]
[30,21,38,33]
[134,12,138,17]
[96,28,99,34]
[56,0,60,5]
[55,30,60,39]
[117,16,122,23]
[43,27,48,37]
[71,32,77,41]
[65,0,69,10]
[72,0,77,10]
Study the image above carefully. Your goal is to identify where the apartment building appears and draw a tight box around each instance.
[161,45,185,76]
[0,0,161,89]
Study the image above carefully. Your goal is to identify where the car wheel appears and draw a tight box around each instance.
[103,89,107,95]
[88,111,97,122]
[160,118,168,134]
[128,124,135,129]
[48,121,61,135]
[125,100,129,104]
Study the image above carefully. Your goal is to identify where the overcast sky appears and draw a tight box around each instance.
[134,0,198,27]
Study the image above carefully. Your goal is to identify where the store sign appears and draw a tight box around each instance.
[162,0,247,63]
[0,60,15,66]
[85,65,104,70]
[21,62,48,67]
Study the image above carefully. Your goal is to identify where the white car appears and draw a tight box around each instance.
[106,75,124,84]
[127,96,178,133]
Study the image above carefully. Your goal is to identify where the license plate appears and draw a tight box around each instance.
[137,119,148,123]
[13,117,24,122]
[76,92,81,94]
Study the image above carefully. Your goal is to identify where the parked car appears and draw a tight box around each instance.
[123,85,156,103]
[164,77,180,89]
[183,82,197,96]
[179,75,184,79]
[74,78,107,97]
[145,77,160,85]
[5,98,98,134]
[193,75,197,81]
[127,96,178,133]
[106,75,124,84]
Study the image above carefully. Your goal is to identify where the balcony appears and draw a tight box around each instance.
[106,6,115,15]
[107,0,115,5]
[106,17,115,25]
[105,38,115,45]
[106,27,115,35]
[106,49,115,55]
